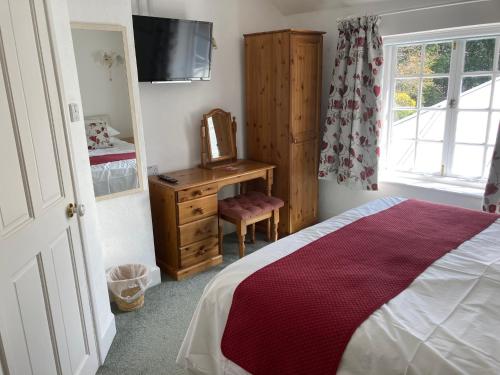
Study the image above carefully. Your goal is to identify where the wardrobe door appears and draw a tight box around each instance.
[245,33,274,163]
[289,33,323,232]
[245,32,291,234]
[290,138,318,232]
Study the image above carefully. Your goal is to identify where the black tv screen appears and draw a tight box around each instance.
[132,15,213,82]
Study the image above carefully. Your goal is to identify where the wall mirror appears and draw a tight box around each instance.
[71,23,142,199]
[201,108,237,169]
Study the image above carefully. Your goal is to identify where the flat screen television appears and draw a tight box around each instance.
[132,15,213,82]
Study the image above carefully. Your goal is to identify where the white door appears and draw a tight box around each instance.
[0,0,98,374]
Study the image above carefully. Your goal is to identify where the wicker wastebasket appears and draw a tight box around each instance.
[107,264,151,312]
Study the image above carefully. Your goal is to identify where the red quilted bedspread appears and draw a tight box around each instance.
[89,152,136,166]
[221,200,499,374]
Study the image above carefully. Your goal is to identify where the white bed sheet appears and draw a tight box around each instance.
[89,139,138,196]
[177,197,500,375]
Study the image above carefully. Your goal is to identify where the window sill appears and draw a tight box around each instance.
[380,173,485,198]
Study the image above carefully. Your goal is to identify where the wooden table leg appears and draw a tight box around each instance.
[240,181,248,195]
[237,221,247,258]
[266,169,273,196]
[272,209,279,242]
[218,217,224,254]
[251,223,256,243]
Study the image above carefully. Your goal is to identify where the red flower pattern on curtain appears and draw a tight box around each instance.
[483,122,500,213]
[318,16,383,190]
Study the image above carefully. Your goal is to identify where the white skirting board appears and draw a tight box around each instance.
[149,265,161,287]
[98,313,116,362]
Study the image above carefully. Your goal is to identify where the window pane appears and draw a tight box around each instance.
[464,39,495,72]
[484,146,494,178]
[493,76,500,109]
[415,142,442,174]
[459,76,492,109]
[424,42,451,74]
[418,110,445,141]
[489,112,500,144]
[455,111,488,144]
[422,78,448,107]
[394,79,419,107]
[452,144,484,178]
[392,110,417,139]
[397,45,421,75]
[390,140,415,171]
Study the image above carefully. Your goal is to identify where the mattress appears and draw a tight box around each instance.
[89,139,139,196]
[177,197,500,374]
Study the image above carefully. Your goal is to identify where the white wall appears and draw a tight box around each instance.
[72,29,134,138]
[67,0,161,290]
[44,0,115,362]
[286,0,500,219]
[134,0,286,173]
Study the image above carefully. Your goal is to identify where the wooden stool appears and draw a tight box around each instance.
[218,192,284,258]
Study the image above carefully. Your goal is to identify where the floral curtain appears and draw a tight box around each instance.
[483,123,500,213]
[318,16,384,190]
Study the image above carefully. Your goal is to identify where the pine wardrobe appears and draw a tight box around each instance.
[244,29,325,235]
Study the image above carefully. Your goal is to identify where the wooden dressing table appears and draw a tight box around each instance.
[149,160,275,280]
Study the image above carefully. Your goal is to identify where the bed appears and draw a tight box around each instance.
[88,138,139,197]
[177,197,500,375]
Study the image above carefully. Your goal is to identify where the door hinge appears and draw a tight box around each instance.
[440,164,446,177]
[453,41,457,50]
[449,98,457,109]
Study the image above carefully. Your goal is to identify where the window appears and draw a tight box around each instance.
[384,29,500,186]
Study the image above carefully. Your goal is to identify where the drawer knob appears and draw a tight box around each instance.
[197,247,207,256]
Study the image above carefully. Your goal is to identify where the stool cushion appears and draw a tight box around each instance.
[219,192,284,220]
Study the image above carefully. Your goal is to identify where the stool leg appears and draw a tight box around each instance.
[251,223,256,244]
[218,218,224,254]
[237,222,247,258]
[266,218,271,242]
[272,209,279,242]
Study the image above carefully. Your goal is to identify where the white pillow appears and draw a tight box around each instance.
[106,125,121,137]
[84,115,121,137]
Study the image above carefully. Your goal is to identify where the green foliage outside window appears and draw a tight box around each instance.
[395,39,494,111]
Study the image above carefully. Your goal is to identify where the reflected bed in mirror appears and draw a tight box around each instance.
[71,23,142,199]
[201,108,237,169]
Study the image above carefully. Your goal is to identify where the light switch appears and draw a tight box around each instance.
[69,103,80,122]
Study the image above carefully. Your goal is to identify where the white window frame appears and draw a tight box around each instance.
[381,23,500,191]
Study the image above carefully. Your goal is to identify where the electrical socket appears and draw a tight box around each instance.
[147,165,159,176]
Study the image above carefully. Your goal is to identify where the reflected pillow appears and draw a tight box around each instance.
[84,115,120,138]
[106,125,121,137]
[85,120,113,150]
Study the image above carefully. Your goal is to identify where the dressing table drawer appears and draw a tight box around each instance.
[178,216,219,247]
[180,237,219,268]
[177,183,218,203]
[178,195,218,225]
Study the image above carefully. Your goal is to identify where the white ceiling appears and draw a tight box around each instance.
[269,0,482,15]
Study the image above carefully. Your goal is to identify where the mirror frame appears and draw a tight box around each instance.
[201,108,237,169]
[71,22,144,201]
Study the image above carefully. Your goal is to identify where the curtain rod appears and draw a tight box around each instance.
[337,0,489,22]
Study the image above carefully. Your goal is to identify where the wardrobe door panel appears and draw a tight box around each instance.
[290,34,322,143]
[271,32,291,235]
[290,138,318,232]
[245,33,274,162]
[245,32,291,235]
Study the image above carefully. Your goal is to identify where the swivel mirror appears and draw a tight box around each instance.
[201,108,237,169]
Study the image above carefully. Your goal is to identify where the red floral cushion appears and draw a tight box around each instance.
[85,120,113,150]
[219,192,284,220]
